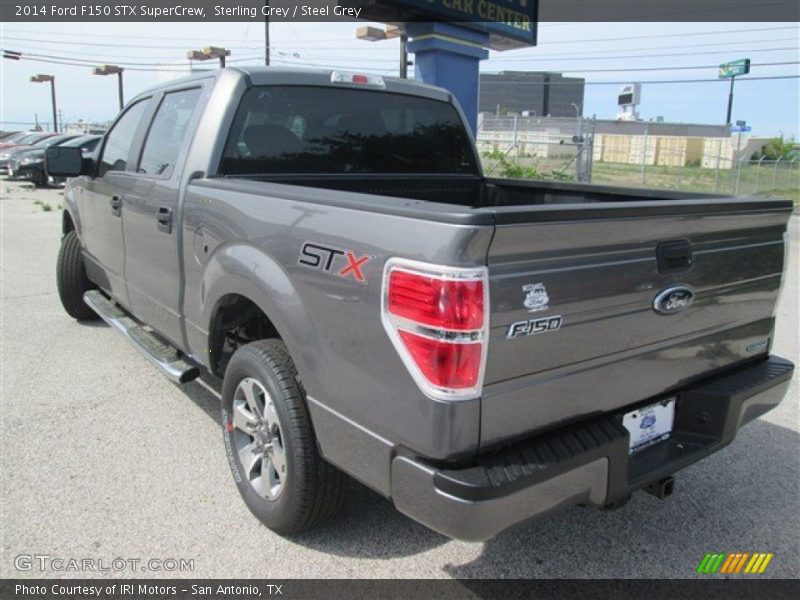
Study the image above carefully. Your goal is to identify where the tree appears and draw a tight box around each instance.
[752,135,796,160]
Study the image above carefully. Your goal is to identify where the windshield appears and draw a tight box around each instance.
[2,132,28,143]
[220,86,477,176]
[33,135,75,148]
[59,135,100,148]
[16,133,49,145]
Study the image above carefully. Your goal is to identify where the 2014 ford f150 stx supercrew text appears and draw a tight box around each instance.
[48,67,794,541]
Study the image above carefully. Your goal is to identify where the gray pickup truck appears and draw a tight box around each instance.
[48,67,794,541]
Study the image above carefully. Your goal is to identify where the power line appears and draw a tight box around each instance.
[537,25,800,45]
[7,47,797,75]
[4,39,799,69]
[490,46,800,63]
[6,52,798,84]
[477,75,800,86]
[545,62,799,74]
[497,37,800,59]
[3,24,797,46]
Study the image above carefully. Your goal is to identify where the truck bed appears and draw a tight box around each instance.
[221,173,717,208]
[196,175,793,450]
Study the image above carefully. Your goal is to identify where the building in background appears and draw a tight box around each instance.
[479,71,586,117]
[477,115,742,168]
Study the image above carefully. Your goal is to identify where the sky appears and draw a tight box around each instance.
[0,20,798,138]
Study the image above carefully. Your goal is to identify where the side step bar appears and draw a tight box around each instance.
[83,290,200,384]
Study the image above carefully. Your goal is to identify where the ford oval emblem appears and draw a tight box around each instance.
[653,285,694,315]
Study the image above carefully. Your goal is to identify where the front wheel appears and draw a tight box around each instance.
[56,230,97,320]
[221,339,345,534]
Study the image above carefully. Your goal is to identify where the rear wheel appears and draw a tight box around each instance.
[221,339,345,534]
[31,170,47,187]
[56,230,97,320]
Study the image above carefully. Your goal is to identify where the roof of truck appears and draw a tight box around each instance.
[136,66,452,103]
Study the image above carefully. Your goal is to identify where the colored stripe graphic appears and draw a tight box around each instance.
[697,553,726,574]
[758,554,774,573]
[699,552,773,574]
[697,553,713,574]
[719,554,737,574]
[734,553,750,573]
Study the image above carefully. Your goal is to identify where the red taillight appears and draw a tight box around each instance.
[351,74,369,84]
[382,260,488,400]
[388,270,484,330]
[398,331,482,389]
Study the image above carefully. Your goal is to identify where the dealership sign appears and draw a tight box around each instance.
[359,0,539,48]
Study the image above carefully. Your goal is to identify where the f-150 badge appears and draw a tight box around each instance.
[523,283,550,312]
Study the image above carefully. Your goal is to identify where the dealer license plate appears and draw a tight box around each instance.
[622,397,676,454]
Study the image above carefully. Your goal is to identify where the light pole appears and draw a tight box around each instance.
[187,47,230,69]
[92,65,124,111]
[30,74,58,133]
[356,25,411,79]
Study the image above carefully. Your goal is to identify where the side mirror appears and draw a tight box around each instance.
[45,146,93,177]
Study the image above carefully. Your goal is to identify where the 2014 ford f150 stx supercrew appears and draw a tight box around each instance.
[48,67,794,541]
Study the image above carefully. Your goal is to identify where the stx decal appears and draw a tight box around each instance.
[299,242,373,284]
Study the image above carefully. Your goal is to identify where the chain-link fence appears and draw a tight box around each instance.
[477,115,595,182]
[477,115,799,202]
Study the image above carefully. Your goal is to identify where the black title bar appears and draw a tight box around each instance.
[0,0,798,22]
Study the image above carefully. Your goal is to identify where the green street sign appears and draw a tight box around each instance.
[719,58,751,79]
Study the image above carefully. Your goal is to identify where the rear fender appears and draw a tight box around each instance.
[199,242,320,387]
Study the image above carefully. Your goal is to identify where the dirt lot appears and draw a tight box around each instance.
[1,180,798,579]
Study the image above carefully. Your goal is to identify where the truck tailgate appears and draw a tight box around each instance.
[480,199,793,448]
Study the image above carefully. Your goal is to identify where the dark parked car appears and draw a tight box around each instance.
[1,134,80,171]
[0,131,56,151]
[11,135,101,186]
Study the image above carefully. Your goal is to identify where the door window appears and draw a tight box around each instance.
[99,99,150,176]
[138,88,202,178]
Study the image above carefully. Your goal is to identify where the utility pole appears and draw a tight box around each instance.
[92,65,125,110]
[30,74,57,133]
[356,25,411,79]
[399,34,408,79]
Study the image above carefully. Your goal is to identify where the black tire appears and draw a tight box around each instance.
[56,230,97,320]
[31,170,47,187]
[221,339,346,534]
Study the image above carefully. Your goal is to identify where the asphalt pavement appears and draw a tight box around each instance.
[1,180,798,579]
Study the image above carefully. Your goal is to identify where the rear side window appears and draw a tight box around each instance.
[220,86,477,175]
[99,99,149,176]
[138,88,202,177]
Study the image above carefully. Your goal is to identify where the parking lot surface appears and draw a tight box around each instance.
[1,181,798,579]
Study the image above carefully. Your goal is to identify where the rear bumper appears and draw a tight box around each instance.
[391,355,794,541]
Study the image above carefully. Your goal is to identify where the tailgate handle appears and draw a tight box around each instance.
[656,240,693,273]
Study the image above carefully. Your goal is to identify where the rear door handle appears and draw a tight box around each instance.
[110,195,121,217]
[157,206,173,234]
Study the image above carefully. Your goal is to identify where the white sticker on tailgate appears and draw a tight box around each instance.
[623,397,676,454]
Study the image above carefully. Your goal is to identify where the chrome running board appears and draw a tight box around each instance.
[83,290,200,384]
